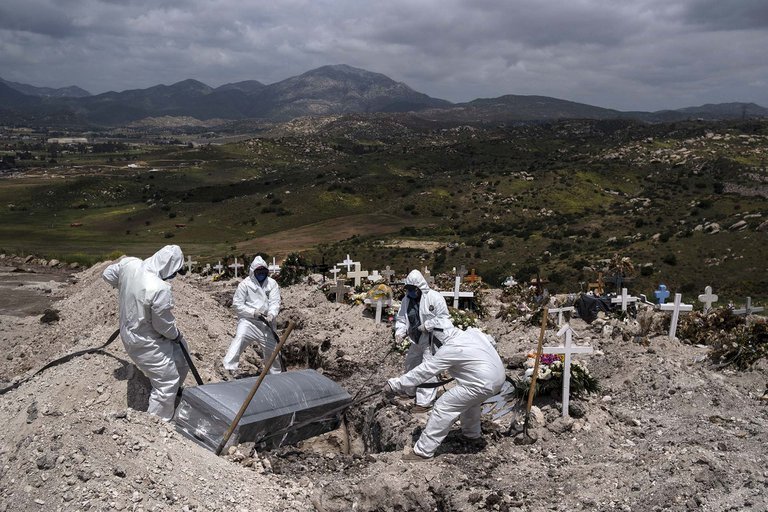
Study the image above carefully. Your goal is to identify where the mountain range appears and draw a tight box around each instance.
[1,64,766,128]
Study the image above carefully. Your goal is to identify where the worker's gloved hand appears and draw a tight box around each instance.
[173,331,184,343]
[265,314,275,323]
[382,383,395,397]
[395,334,405,345]
[418,324,428,333]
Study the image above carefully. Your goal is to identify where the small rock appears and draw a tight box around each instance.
[568,401,588,418]
[113,466,126,478]
[39,309,60,324]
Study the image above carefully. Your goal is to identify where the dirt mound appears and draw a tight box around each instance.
[1,264,767,511]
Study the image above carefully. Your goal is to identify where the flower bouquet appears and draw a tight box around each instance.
[512,352,599,399]
[449,307,478,330]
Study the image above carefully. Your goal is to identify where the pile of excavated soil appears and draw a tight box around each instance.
[1,262,767,511]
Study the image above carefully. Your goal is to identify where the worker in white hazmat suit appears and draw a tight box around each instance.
[385,324,506,460]
[394,269,451,411]
[102,245,190,421]
[222,255,282,374]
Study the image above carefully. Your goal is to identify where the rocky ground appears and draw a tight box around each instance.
[1,258,767,511]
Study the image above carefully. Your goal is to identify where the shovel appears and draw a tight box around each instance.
[257,314,287,372]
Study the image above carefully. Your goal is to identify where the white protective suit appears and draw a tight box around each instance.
[394,269,451,407]
[222,256,282,373]
[102,245,190,421]
[388,327,506,458]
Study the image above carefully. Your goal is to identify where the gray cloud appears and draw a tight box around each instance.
[0,0,766,111]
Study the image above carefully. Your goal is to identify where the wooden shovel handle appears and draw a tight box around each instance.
[215,321,295,455]
[526,309,549,415]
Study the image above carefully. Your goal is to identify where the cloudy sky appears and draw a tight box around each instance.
[1,0,766,111]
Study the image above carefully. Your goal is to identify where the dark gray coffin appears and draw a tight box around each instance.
[173,369,352,452]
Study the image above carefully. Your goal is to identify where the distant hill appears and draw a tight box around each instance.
[0,67,766,127]
[0,77,90,98]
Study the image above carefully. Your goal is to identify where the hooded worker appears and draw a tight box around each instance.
[102,245,190,421]
[222,255,282,374]
[385,325,506,461]
[394,269,451,411]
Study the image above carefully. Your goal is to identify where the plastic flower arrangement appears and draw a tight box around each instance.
[512,351,599,399]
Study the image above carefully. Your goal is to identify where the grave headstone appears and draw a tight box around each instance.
[697,286,718,313]
[381,266,395,283]
[654,284,670,304]
[337,254,355,272]
[422,266,435,287]
[334,279,350,304]
[733,297,764,316]
[611,287,639,312]
[268,257,281,274]
[348,263,369,288]
[548,306,575,327]
[464,269,481,284]
[543,324,593,418]
[229,258,243,279]
[659,293,693,339]
[185,255,198,274]
[440,276,474,309]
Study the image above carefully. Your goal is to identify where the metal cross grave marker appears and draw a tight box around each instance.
[733,297,764,316]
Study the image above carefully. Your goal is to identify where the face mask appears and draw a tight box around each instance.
[255,271,268,283]
[406,288,420,299]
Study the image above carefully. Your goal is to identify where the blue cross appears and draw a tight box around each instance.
[654,284,670,304]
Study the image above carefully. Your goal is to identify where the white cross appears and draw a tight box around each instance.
[365,297,393,323]
[329,266,341,280]
[659,293,693,339]
[185,255,198,274]
[268,257,281,274]
[543,324,593,418]
[347,262,369,288]
[610,288,639,312]
[337,254,355,272]
[548,306,575,326]
[213,260,224,274]
[697,286,718,313]
[733,297,764,316]
[440,276,474,308]
[228,258,243,279]
[367,270,383,283]
[422,266,435,287]
[381,266,395,283]
[334,279,349,303]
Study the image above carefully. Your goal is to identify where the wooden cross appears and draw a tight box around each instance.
[588,272,604,296]
[733,297,764,316]
[422,266,435,287]
[329,266,341,280]
[548,306,575,326]
[381,266,395,283]
[228,258,243,279]
[185,255,198,274]
[367,270,383,283]
[337,254,355,272]
[611,287,639,312]
[268,257,281,274]
[334,279,349,303]
[365,296,393,323]
[659,293,693,339]
[654,284,670,304]
[213,260,224,274]
[543,324,593,418]
[440,276,474,309]
[347,262,369,288]
[464,269,481,283]
[697,286,718,313]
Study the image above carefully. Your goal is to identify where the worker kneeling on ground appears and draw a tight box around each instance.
[385,321,506,461]
[223,255,282,375]
[102,245,190,421]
